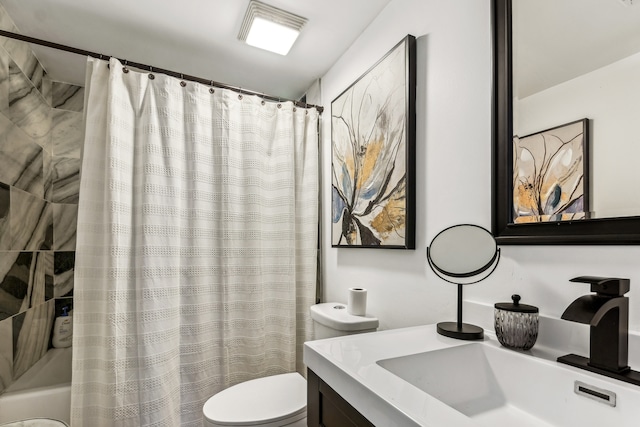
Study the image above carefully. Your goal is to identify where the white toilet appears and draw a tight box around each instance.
[202,302,379,427]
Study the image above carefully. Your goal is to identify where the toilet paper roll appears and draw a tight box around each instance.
[347,287,367,316]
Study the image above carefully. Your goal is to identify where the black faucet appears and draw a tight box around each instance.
[558,276,640,386]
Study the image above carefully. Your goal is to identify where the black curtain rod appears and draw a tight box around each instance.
[0,29,324,114]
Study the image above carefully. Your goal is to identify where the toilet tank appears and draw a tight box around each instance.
[310,303,379,340]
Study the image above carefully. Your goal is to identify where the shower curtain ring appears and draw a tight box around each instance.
[123,60,129,73]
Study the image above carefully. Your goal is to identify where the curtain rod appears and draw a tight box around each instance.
[0,29,324,114]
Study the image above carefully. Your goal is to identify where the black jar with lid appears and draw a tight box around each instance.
[494,294,539,350]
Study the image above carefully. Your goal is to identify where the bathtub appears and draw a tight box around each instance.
[0,348,71,425]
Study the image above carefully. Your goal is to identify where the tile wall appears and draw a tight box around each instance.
[0,5,83,393]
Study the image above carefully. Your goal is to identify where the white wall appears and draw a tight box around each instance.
[320,0,640,336]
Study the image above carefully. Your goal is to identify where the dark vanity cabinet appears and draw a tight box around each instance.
[307,369,375,427]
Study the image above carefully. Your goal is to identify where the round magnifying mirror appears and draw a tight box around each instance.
[427,224,500,340]
[428,224,499,281]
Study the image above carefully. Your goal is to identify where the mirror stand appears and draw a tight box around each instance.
[426,224,501,341]
[436,284,484,340]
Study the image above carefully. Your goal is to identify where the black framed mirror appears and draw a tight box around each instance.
[492,0,640,244]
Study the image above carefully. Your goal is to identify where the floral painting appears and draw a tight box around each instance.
[513,119,589,223]
[331,35,416,248]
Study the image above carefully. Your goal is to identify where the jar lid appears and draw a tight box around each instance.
[494,294,538,313]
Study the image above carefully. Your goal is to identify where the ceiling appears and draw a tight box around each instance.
[0,0,391,100]
[6,0,635,103]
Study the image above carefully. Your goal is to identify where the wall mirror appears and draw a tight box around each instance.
[492,0,640,244]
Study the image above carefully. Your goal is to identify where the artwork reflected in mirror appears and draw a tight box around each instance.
[513,119,589,223]
[331,35,416,249]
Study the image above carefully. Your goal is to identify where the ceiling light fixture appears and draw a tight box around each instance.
[238,0,307,56]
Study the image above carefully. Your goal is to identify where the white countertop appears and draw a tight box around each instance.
[304,323,640,427]
[304,325,483,427]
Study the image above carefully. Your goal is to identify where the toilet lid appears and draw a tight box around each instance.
[203,373,306,426]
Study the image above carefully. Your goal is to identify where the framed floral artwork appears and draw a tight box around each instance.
[513,118,589,223]
[331,35,416,248]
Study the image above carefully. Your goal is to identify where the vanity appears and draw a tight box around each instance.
[304,325,640,426]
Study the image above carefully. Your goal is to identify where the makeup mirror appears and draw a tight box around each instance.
[427,224,500,340]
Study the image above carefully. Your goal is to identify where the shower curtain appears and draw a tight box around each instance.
[71,57,319,427]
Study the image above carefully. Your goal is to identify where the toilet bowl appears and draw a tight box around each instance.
[0,420,68,427]
[202,372,307,427]
[202,303,378,427]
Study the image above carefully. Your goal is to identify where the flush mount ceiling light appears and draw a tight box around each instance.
[238,0,307,55]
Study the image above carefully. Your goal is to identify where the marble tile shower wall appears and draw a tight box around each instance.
[0,6,84,394]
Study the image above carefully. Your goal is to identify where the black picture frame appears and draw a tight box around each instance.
[492,0,640,244]
[330,35,416,249]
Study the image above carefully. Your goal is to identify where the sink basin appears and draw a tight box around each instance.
[377,342,640,427]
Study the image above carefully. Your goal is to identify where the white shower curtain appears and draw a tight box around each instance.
[71,57,319,427]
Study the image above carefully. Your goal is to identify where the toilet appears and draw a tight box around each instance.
[202,302,379,427]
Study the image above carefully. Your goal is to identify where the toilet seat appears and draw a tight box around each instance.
[202,372,307,427]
